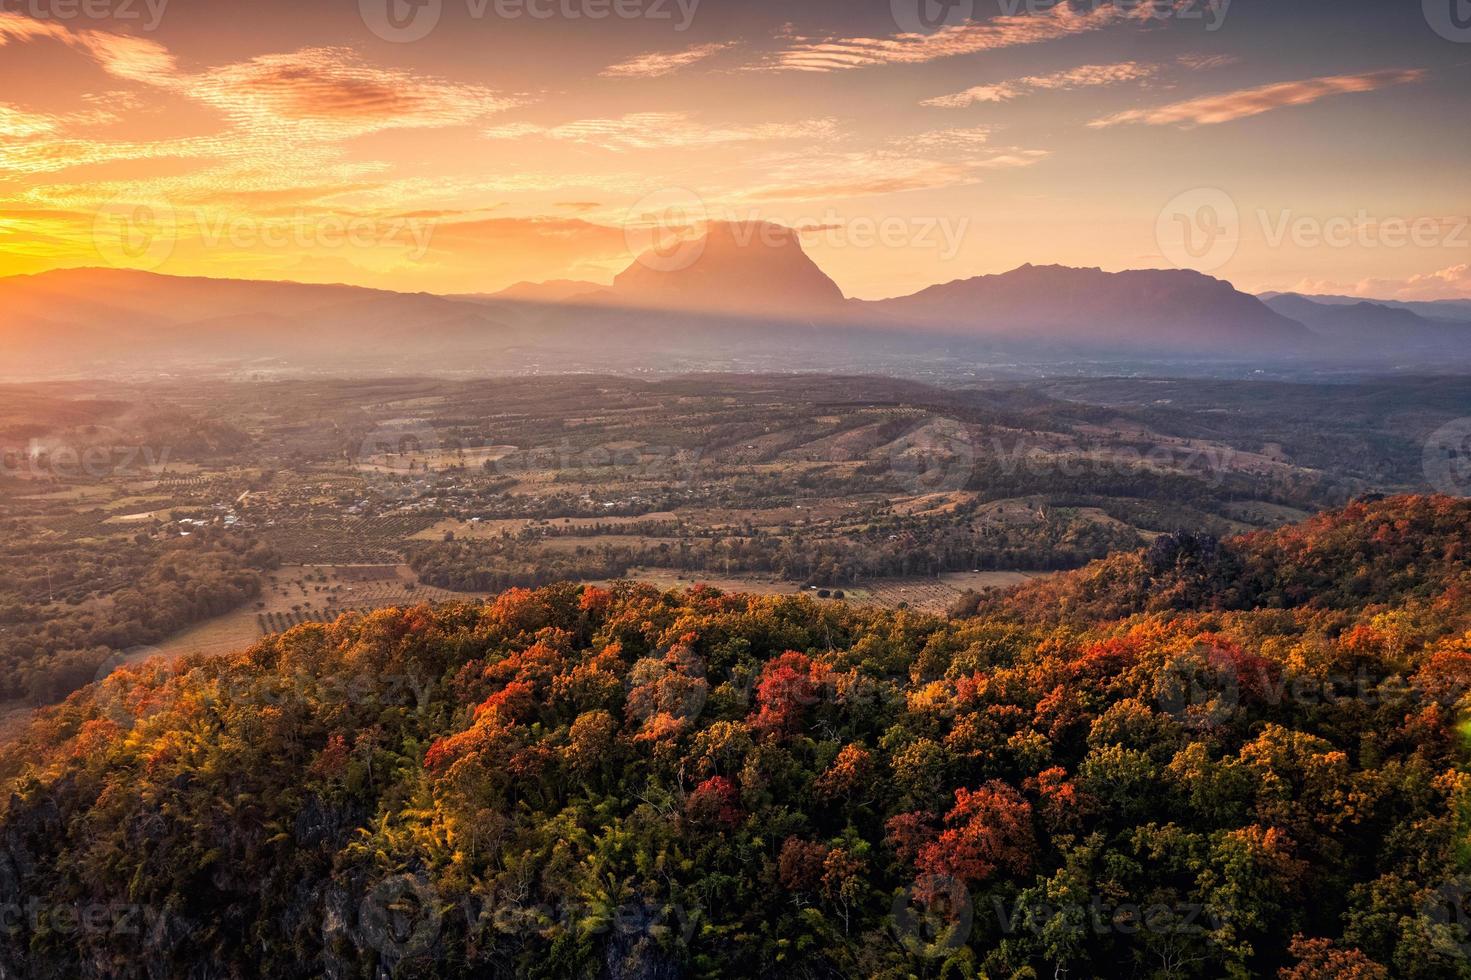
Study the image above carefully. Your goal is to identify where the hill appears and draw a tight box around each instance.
[0,268,514,375]
[3,496,1470,978]
[973,493,1471,623]
[479,280,605,303]
[1261,291,1471,323]
[1263,293,1470,352]
[868,264,1314,355]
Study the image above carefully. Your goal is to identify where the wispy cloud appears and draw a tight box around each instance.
[923,61,1159,108]
[1175,53,1240,71]
[741,148,987,202]
[484,112,836,152]
[0,10,73,44]
[188,48,518,138]
[759,2,1174,73]
[1290,263,1471,303]
[0,10,530,287]
[0,103,61,140]
[972,148,1052,168]
[1089,68,1426,128]
[908,126,995,150]
[601,42,735,78]
[5,15,514,134]
[0,15,519,195]
[898,128,1049,169]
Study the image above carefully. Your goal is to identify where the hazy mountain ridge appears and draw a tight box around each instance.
[1263,292,1471,349]
[474,280,605,303]
[0,268,516,372]
[5,227,1470,376]
[865,263,1312,354]
[1260,290,1471,322]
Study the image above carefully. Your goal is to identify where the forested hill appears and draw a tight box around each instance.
[973,494,1471,623]
[3,496,1471,979]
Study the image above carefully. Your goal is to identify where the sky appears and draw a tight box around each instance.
[1,0,1468,300]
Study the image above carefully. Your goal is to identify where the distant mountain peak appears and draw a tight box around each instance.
[1262,291,1467,351]
[607,220,848,318]
[487,279,605,303]
[869,264,1311,354]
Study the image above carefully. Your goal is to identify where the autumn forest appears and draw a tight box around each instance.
[4,495,1471,977]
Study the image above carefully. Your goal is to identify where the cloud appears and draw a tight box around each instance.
[0,98,227,177]
[187,48,518,138]
[1175,53,1240,71]
[907,126,994,149]
[3,16,516,138]
[1088,68,1426,128]
[741,149,982,202]
[6,15,513,134]
[760,2,1172,73]
[922,61,1159,108]
[1289,263,1471,303]
[0,11,532,291]
[601,42,735,78]
[72,30,179,82]
[972,148,1051,168]
[0,103,60,140]
[0,15,519,196]
[0,11,72,45]
[484,112,836,152]
[898,128,1049,169]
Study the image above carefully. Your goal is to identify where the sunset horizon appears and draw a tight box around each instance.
[3,1,1468,301]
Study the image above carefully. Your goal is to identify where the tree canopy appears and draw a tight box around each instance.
[3,495,1470,979]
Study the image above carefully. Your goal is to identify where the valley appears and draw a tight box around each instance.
[2,372,1464,714]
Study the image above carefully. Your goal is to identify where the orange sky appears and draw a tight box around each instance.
[1,1,1468,300]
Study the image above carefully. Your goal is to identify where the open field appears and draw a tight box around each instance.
[151,564,493,661]
[411,513,681,540]
[838,571,1052,613]
[144,564,1054,670]
[356,445,517,474]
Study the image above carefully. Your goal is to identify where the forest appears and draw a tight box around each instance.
[0,528,276,703]
[2,495,1469,978]
[406,503,1145,592]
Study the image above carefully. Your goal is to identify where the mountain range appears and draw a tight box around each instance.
[1259,291,1471,322]
[3,221,1467,378]
[1261,293,1471,351]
